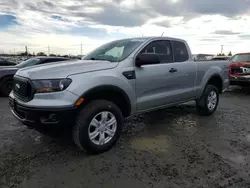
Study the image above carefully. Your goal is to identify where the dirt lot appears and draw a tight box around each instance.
[1,87,250,188]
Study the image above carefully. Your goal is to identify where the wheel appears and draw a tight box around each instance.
[73,100,124,154]
[196,85,219,116]
[0,77,13,97]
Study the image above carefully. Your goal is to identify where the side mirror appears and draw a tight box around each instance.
[135,53,160,67]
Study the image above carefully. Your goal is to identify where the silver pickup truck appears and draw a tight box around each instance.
[9,37,229,153]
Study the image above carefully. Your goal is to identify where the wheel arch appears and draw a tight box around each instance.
[0,75,14,87]
[205,74,223,94]
[79,85,132,117]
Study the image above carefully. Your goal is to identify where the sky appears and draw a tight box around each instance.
[0,0,250,55]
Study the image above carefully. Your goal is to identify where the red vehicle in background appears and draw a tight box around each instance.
[229,53,250,86]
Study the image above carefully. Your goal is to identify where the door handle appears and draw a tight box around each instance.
[169,68,177,73]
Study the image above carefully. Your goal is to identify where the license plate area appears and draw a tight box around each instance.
[9,98,26,119]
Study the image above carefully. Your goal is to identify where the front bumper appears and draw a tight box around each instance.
[230,75,250,86]
[9,96,77,129]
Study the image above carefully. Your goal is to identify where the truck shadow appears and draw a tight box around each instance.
[34,104,200,154]
[123,103,198,137]
[227,86,250,95]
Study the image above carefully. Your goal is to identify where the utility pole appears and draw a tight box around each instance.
[161,32,164,37]
[48,45,50,56]
[221,45,224,54]
[81,42,82,56]
[25,46,28,58]
[14,48,15,55]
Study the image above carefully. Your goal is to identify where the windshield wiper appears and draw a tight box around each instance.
[85,57,112,62]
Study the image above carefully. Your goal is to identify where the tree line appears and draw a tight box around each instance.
[217,51,232,56]
[1,52,71,58]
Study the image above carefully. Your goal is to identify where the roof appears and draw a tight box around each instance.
[234,52,250,55]
[213,56,231,58]
[117,36,187,43]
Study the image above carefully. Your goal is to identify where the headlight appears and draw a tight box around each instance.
[32,78,72,93]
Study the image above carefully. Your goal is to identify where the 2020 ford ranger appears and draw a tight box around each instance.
[9,37,229,153]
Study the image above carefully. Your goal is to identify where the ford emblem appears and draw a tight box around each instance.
[15,83,20,91]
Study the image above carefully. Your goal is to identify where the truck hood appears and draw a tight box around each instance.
[16,60,118,79]
[230,62,250,68]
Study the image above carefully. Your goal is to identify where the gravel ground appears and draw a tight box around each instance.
[1,87,250,188]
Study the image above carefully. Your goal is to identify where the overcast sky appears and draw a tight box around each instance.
[0,0,250,55]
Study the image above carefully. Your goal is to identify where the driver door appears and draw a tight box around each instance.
[135,40,176,111]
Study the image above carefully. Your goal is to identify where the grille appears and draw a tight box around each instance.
[231,67,242,74]
[13,77,33,100]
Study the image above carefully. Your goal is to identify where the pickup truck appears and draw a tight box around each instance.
[229,52,250,86]
[9,37,229,154]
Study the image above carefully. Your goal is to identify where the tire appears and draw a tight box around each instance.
[196,85,219,116]
[0,77,13,97]
[72,100,124,154]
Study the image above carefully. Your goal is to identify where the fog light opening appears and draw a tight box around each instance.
[40,114,59,124]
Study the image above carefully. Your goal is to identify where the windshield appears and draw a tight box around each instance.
[231,54,250,62]
[83,38,145,62]
[16,58,40,68]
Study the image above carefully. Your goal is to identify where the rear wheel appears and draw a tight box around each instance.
[0,77,13,97]
[196,85,219,116]
[72,100,123,154]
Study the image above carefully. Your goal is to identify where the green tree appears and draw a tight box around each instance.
[37,52,47,56]
[218,53,225,56]
[228,51,232,56]
[49,54,57,56]
[18,52,27,56]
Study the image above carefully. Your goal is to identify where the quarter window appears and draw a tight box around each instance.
[171,41,189,62]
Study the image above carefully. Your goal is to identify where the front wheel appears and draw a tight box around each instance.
[196,85,219,116]
[0,77,13,97]
[72,100,124,154]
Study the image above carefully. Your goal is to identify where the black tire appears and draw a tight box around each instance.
[196,85,219,116]
[0,77,13,97]
[72,100,124,154]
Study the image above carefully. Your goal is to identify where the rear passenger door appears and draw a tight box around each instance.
[167,40,196,102]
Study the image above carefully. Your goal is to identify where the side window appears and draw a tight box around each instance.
[40,59,64,64]
[39,59,53,64]
[140,40,173,63]
[171,41,189,62]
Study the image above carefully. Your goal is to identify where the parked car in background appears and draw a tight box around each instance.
[0,57,69,96]
[9,37,229,154]
[0,58,17,66]
[211,56,231,61]
[229,53,250,86]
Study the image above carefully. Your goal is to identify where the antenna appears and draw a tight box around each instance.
[81,42,82,55]
[161,32,164,37]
